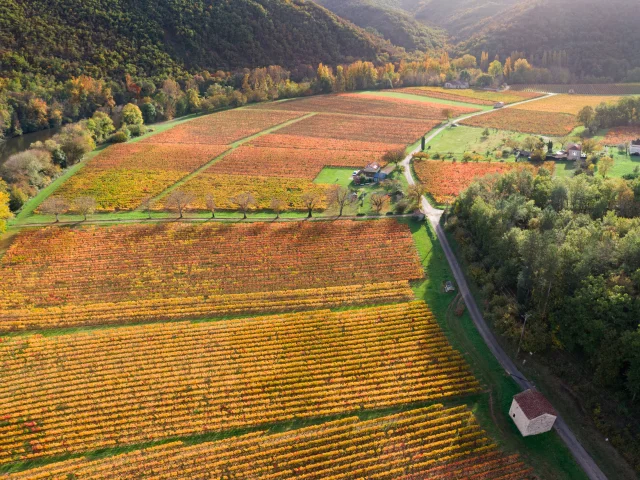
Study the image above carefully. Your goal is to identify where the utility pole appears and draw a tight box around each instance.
[515,313,531,361]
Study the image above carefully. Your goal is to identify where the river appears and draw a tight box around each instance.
[0,128,61,167]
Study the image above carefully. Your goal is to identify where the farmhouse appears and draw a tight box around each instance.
[510,389,557,437]
[566,143,582,160]
[353,163,395,184]
[630,139,640,155]
[444,80,469,89]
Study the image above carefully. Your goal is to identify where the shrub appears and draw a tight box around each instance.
[111,129,130,143]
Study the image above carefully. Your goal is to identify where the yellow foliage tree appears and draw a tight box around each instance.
[0,190,12,233]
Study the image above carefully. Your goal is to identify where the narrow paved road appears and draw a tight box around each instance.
[402,96,608,480]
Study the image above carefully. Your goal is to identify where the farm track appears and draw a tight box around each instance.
[402,93,608,480]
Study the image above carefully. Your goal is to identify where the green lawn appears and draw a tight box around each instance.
[425,125,566,161]
[313,167,355,188]
[359,90,492,112]
[406,219,588,480]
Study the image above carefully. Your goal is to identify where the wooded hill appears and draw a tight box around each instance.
[314,0,445,53]
[0,0,388,81]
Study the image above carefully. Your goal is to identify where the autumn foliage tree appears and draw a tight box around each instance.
[205,193,216,218]
[73,196,96,221]
[270,198,286,219]
[230,192,256,219]
[165,190,195,218]
[370,193,388,215]
[39,196,69,222]
[382,149,405,166]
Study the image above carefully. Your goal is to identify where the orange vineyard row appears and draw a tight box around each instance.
[252,93,477,120]
[209,146,366,179]
[399,87,542,106]
[603,126,640,145]
[53,143,229,211]
[0,302,481,464]
[461,109,577,136]
[0,220,424,311]
[158,172,331,211]
[0,281,414,332]
[3,405,532,479]
[142,109,305,145]
[414,160,555,204]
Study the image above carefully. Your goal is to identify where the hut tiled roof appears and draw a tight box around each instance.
[514,389,557,420]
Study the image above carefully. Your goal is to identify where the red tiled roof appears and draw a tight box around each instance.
[514,389,557,420]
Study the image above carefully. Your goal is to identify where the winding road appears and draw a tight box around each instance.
[401,95,608,480]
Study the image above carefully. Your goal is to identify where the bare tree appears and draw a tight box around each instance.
[73,196,96,221]
[140,196,154,219]
[382,148,406,166]
[230,192,256,219]
[205,193,216,218]
[165,190,195,218]
[370,193,389,215]
[270,198,286,219]
[327,186,354,216]
[301,191,322,218]
[39,196,69,223]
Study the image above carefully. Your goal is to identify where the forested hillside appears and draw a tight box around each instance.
[461,0,640,81]
[314,0,445,53]
[0,0,387,80]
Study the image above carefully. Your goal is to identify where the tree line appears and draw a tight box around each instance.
[449,169,640,469]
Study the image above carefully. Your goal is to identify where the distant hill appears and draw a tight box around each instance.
[0,0,388,80]
[460,0,640,80]
[314,0,445,52]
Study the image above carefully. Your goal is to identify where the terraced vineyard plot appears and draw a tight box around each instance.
[252,93,478,119]
[156,173,331,211]
[208,146,366,179]
[268,113,438,145]
[604,126,640,145]
[461,109,577,136]
[414,160,556,204]
[511,83,640,95]
[511,94,621,115]
[3,405,532,479]
[400,87,542,105]
[0,302,481,465]
[53,143,229,211]
[0,220,424,331]
[141,109,306,145]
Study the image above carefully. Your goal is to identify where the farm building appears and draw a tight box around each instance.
[566,143,582,160]
[353,163,395,184]
[509,389,557,437]
[444,80,469,89]
[631,139,640,155]
[494,102,505,109]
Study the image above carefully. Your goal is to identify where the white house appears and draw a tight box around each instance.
[510,389,557,437]
[630,139,640,156]
[566,143,582,161]
[444,80,469,89]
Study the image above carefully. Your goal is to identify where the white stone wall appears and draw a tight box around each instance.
[509,400,530,436]
[525,413,557,436]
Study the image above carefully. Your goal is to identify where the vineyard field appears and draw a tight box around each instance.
[512,94,621,115]
[0,220,424,331]
[208,146,366,179]
[461,109,577,136]
[156,172,331,211]
[0,302,481,464]
[400,87,542,106]
[3,405,532,479]
[510,84,640,95]
[603,126,640,145]
[53,143,229,211]
[414,160,555,204]
[141,109,305,145]
[252,93,478,119]
[268,113,435,145]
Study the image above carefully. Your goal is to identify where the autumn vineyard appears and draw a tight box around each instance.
[1,83,609,479]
